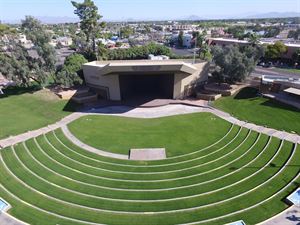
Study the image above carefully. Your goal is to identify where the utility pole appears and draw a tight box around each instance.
[193,33,197,64]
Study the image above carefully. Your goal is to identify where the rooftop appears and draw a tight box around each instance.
[84,59,205,76]
[262,75,300,85]
[284,87,300,96]
[209,37,300,48]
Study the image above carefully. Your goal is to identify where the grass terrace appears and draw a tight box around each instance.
[0,113,299,225]
[0,87,76,139]
[67,113,231,156]
[214,87,300,134]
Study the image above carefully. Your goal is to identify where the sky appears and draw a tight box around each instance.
[0,0,299,22]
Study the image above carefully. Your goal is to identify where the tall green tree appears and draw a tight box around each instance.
[265,41,287,59]
[97,43,108,60]
[288,29,300,40]
[0,42,30,85]
[107,43,171,60]
[0,17,56,87]
[192,31,206,48]
[292,49,300,64]
[0,24,16,36]
[21,16,57,73]
[178,31,184,48]
[192,31,210,60]
[226,26,245,39]
[264,27,281,38]
[55,53,88,87]
[120,26,134,39]
[71,0,104,54]
[211,45,257,84]
[248,33,260,46]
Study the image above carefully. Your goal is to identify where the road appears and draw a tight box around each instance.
[251,66,300,79]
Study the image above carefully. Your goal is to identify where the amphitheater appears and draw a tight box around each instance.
[0,105,299,225]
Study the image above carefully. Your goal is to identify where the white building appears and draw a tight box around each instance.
[148,54,170,60]
[172,33,194,48]
[183,34,193,48]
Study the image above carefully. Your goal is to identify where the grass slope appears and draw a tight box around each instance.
[0,87,75,139]
[0,133,298,225]
[214,87,300,134]
[68,113,231,156]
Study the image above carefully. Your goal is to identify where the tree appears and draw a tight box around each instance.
[0,40,34,86]
[0,18,56,87]
[288,29,300,40]
[107,43,172,60]
[192,31,206,48]
[192,31,210,60]
[199,43,211,61]
[71,0,103,54]
[292,49,300,65]
[55,53,88,87]
[248,33,260,46]
[21,16,57,73]
[97,43,108,60]
[211,45,257,84]
[264,27,281,38]
[0,24,16,36]
[178,31,184,48]
[242,45,265,62]
[226,26,245,39]
[265,41,287,59]
[120,26,134,39]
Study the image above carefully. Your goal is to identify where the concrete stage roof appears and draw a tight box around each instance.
[84,59,203,76]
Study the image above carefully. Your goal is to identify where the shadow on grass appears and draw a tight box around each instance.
[63,100,80,113]
[0,85,41,99]
[234,87,259,100]
[234,87,300,113]
[1,85,81,114]
[261,99,300,113]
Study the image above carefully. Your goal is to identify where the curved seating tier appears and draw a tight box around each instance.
[0,125,299,225]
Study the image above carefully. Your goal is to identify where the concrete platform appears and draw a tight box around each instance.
[129,148,166,161]
[83,98,208,109]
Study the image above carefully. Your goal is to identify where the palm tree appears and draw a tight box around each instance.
[249,33,260,46]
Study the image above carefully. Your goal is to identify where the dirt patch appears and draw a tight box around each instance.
[32,89,62,101]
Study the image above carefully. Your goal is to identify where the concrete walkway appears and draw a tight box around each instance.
[61,125,128,160]
[1,104,300,150]
[260,205,300,225]
[0,212,28,225]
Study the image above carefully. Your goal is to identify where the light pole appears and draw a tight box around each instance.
[193,34,197,64]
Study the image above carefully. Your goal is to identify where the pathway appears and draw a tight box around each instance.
[0,212,28,225]
[1,104,300,150]
[260,205,300,225]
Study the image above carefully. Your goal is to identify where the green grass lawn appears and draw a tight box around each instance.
[68,113,231,156]
[1,86,300,225]
[0,87,75,139]
[0,129,298,225]
[214,87,300,134]
[274,68,300,74]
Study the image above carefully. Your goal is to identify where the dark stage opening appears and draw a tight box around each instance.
[119,74,174,100]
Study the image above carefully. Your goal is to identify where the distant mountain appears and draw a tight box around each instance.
[246,12,300,19]
[168,12,300,21]
[2,11,299,24]
[183,15,205,21]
